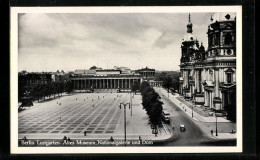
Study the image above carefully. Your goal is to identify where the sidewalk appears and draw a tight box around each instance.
[18,132,172,142]
[155,87,236,140]
[209,132,237,140]
[157,88,231,123]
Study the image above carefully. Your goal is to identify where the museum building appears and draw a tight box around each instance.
[70,67,161,90]
[179,13,236,112]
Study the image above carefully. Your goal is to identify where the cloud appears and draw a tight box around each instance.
[18,13,212,72]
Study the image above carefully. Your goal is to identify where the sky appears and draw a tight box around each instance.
[18,12,213,72]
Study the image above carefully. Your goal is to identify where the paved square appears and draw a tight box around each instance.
[18,90,155,139]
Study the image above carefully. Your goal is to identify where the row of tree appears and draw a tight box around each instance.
[155,71,181,95]
[139,81,163,126]
[19,81,74,102]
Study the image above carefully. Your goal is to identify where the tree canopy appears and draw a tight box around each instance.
[131,80,140,94]
[140,81,163,126]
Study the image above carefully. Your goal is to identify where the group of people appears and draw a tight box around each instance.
[63,136,71,142]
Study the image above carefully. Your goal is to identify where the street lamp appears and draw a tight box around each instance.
[192,100,194,118]
[119,103,131,146]
[192,89,197,118]
[130,91,132,116]
[215,110,218,136]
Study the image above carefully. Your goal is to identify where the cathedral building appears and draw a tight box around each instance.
[179,13,236,114]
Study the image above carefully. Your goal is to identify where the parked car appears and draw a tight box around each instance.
[180,124,185,132]
[162,110,170,124]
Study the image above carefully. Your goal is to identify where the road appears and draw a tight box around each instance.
[153,88,236,146]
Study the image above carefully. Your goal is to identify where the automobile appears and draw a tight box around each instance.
[162,110,170,124]
[180,124,185,132]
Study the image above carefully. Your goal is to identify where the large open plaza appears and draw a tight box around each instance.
[18,90,170,141]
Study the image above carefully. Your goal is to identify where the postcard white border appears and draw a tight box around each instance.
[10,6,242,154]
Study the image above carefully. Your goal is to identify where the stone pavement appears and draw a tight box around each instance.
[157,88,231,123]
[210,132,237,139]
[155,87,236,140]
[19,90,172,142]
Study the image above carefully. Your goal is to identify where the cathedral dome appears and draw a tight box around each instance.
[183,33,194,42]
[210,12,236,23]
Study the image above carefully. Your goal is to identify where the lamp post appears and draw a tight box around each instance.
[192,89,197,118]
[130,91,132,116]
[119,103,130,146]
[192,100,194,118]
[215,110,218,136]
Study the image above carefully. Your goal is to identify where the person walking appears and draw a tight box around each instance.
[110,136,114,142]
[63,136,67,143]
[84,131,87,136]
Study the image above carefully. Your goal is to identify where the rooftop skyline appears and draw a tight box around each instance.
[18,12,214,72]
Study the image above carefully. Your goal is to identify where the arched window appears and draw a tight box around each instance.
[224,33,232,45]
[225,68,234,83]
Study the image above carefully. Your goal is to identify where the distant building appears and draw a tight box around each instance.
[18,72,52,87]
[71,66,161,90]
[113,66,131,74]
[135,67,155,78]
[71,68,141,90]
[179,13,236,112]
[52,70,67,82]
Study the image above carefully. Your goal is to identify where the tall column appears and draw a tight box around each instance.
[110,79,113,89]
[183,70,187,88]
[84,79,86,90]
[113,79,115,89]
[204,91,208,107]
[213,68,222,110]
[118,79,120,89]
[130,79,132,88]
[121,79,123,88]
[79,80,81,90]
[197,70,201,93]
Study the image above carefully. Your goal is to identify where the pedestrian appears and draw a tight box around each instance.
[92,99,93,101]
[63,136,67,143]
[139,136,142,142]
[110,136,114,142]
[93,105,94,108]
[22,136,27,140]
[76,98,77,100]
[68,137,71,142]
[211,130,213,136]
[60,117,62,121]
[84,131,87,136]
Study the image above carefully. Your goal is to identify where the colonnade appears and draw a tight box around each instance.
[72,78,141,90]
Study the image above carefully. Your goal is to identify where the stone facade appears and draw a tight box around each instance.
[179,13,236,112]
